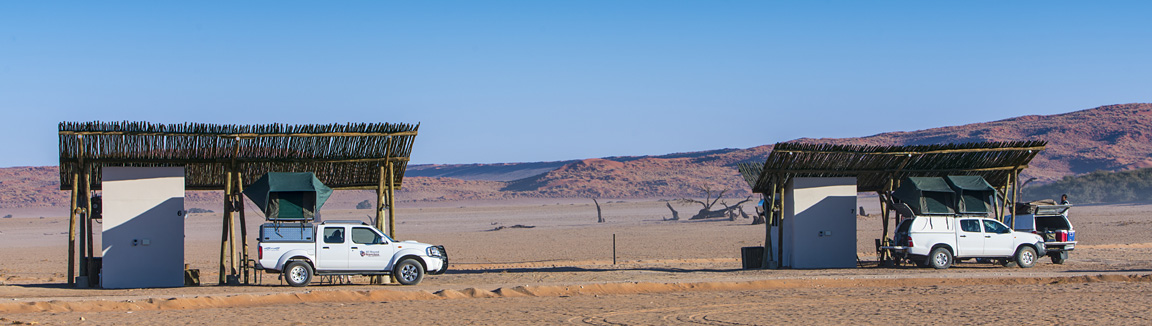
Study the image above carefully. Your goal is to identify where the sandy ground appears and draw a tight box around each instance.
[2,197,1152,325]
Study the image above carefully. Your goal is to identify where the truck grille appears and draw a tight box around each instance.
[436,245,448,271]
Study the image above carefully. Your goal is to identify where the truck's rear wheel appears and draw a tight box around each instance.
[1050,251,1068,264]
[1015,246,1037,268]
[284,261,313,287]
[394,259,424,285]
[928,248,952,269]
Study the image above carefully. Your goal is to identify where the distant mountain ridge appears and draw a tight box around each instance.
[792,103,1152,180]
[406,148,751,182]
[2,103,1150,208]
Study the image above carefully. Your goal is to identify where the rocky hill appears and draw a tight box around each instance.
[2,103,1150,208]
[792,103,1152,181]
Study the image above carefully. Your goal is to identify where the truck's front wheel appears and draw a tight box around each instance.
[394,259,424,285]
[928,247,952,269]
[284,261,313,287]
[1015,246,1037,268]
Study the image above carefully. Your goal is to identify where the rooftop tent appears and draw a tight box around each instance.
[893,177,956,215]
[946,175,996,214]
[243,172,333,221]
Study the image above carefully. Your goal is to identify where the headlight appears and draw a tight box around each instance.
[427,246,442,257]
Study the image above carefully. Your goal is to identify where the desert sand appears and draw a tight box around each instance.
[2,197,1152,325]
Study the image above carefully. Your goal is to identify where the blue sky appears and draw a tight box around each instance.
[1,1,1149,167]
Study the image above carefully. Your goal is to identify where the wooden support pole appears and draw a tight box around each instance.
[993,187,1001,221]
[1002,173,1013,224]
[881,178,893,242]
[762,178,779,269]
[83,163,94,283]
[877,190,889,262]
[371,164,387,285]
[76,135,87,281]
[219,169,232,285]
[67,173,78,286]
[387,160,396,240]
[1011,168,1020,228]
[386,160,398,284]
[761,191,770,269]
[999,184,1010,222]
[376,164,387,233]
[78,173,87,279]
[230,173,239,281]
[236,170,249,285]
[777,176,785,269]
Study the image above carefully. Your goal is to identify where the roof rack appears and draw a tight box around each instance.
[320,220,369,225]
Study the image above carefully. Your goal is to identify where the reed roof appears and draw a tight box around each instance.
[58,121,419,190]
[749,141,1046,193]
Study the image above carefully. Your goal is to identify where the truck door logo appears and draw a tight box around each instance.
[360,250,380,257]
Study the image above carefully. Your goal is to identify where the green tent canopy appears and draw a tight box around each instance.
[893,177,956,215]
[946,175,996,214]
[243,172,333,221]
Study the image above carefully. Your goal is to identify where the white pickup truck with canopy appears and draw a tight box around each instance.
[886,176,1047,269]
[244,172,447,286]
[257,221,447,286]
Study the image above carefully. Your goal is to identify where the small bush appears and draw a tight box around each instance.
[356,200,373,210]
[1025,168,1152,204]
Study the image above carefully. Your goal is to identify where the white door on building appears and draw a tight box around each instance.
[101,167,186,289]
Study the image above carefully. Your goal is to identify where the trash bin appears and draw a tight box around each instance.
[741,246,765,269]
[87,257,102,288]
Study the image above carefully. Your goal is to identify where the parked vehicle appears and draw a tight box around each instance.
[891,216,1047,269]
[1013,203,1076,264]
[256,220,447,287]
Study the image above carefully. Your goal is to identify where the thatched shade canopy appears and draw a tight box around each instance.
[748,141,1046,193]
[741,140,1045,269]
[58,121,419,287]
[58,121,419,190]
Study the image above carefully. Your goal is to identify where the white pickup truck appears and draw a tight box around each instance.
[891,216,1047,269]
[256,220,447,286]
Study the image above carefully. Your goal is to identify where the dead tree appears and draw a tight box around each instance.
[720,199,754,221]
[680,186,753,220]
[593,198,605,223]
[665,202,680,221]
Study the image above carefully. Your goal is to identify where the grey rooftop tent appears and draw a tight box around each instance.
[945,175,996,214]
[893,177,956,215]
[243,172,333,221]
